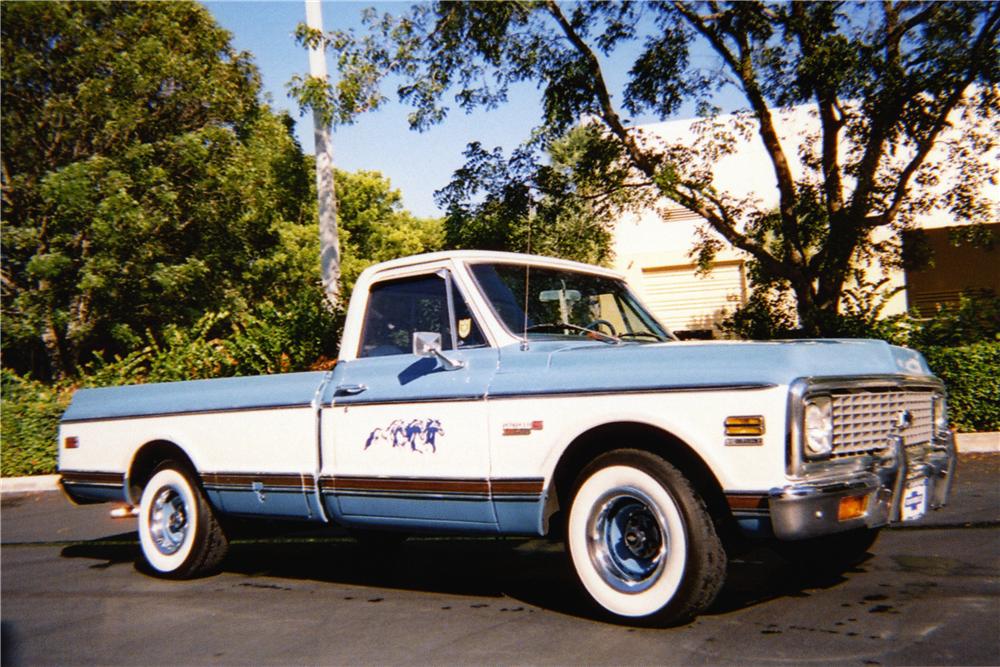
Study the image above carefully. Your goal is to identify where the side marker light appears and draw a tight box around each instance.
[725,416,765,436]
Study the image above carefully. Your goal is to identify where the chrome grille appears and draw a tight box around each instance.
[830,390,934,457]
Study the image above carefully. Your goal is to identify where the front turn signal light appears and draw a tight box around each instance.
[838,494,868,521]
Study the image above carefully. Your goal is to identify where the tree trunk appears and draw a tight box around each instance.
[791,281,821,338]
[38,281,69,380]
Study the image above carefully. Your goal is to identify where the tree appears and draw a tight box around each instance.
[1,1,314,379]
[293,1,999,335]
[333,169,445,290]
[436,125,617,265]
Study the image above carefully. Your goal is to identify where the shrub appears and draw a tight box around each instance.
[1,370,71,476]
[908,292,1000,348]
[1,296,342,477]
[82,297,342,386]
[920,341,1000,433]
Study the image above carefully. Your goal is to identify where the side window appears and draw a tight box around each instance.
[359,274,486,358]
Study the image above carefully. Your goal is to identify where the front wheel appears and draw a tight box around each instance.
[566,450,726,625]
[138,462,229,578]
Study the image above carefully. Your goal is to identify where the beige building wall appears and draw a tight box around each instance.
[612,104,999,336]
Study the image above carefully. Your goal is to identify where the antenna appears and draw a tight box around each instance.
[520,215,532,351]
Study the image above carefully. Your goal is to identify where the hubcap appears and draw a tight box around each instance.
[587,489,668,593]
[149,486,189,556]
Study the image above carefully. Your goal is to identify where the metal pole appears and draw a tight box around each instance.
[306,0,340,307]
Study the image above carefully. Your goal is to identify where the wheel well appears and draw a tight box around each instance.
[549,422,736,543]
[126,440,196,505]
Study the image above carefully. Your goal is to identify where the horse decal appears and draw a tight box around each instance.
[364,419,444,454]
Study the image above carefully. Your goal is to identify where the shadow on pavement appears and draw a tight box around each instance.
[60,531,864,624]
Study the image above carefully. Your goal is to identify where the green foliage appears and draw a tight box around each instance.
[722,290,1000,432]
[0,2,448,475]
[82,294,342,386]
[719,287,801,340]
[922,342,1000,432]
[293,1,999,336]
[334,169,445,291]
[2,1,313,379]
[0,295,343,477]
[436,127,618,265]
[1,370,71,476]
[908,292,1000,348]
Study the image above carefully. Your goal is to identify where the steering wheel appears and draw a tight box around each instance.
[584,319,617,337]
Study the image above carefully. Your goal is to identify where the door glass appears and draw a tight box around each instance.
[359,273,486,358]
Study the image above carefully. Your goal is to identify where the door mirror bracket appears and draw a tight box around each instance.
[412,332,466,371]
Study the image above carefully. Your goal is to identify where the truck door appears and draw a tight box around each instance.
[319,269,499,530]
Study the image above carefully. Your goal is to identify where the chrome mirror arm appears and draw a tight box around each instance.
[412,331,465,371]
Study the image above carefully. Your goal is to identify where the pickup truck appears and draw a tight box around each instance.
[59,250,956,625]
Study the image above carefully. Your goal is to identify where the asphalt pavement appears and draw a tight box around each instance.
[2,454,998,666]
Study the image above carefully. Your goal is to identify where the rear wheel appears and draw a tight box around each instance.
[566,450,726,625]
[138,462,228,578]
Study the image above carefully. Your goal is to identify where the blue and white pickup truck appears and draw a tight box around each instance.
[59,250,956,624]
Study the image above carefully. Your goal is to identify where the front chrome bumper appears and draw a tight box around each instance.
[768,432,957,540]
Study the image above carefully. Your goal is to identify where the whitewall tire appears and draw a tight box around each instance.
[138,463,228,578]
[566,450,726,625]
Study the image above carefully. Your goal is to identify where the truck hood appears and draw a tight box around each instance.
[489,338,934,396]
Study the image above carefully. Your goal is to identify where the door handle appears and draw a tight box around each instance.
[335,384,368,396]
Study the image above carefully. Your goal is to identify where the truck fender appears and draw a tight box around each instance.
[546,421,733,540]
[125,437,203,506]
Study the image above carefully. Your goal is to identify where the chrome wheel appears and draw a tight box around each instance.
[567,450,726,624]
[149,486,189,556]
[138,463,228,578]
[587,489,667,593]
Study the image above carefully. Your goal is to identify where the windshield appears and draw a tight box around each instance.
[469,262,672,343]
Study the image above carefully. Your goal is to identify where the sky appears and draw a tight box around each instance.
[201,1,729,219]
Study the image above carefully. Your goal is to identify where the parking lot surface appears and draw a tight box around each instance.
[2,454,998,666]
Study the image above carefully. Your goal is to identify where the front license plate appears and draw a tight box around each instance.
[901,477,928,521]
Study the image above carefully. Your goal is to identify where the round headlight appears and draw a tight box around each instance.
[804,396,833,457]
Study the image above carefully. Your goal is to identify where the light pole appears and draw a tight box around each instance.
[305,0,340,307]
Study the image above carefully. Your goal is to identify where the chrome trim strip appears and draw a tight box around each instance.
[334,491,489,502]
[201,472,310,492]
[488,383,777,400]
[331,394,487,407]
[318,475,545,502]
[60,471,125,487]
[333,383,775,408]
[60,402,315,425]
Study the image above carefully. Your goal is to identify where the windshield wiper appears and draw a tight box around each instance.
[525,322,621,344]
[619,332,669,342]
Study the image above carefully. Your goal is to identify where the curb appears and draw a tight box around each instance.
[2,433,997,496]
[956,432,1000,454]
[1,474,61,495]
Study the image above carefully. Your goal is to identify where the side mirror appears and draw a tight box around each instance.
[412,331,443,357]
[412,332,465,370]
